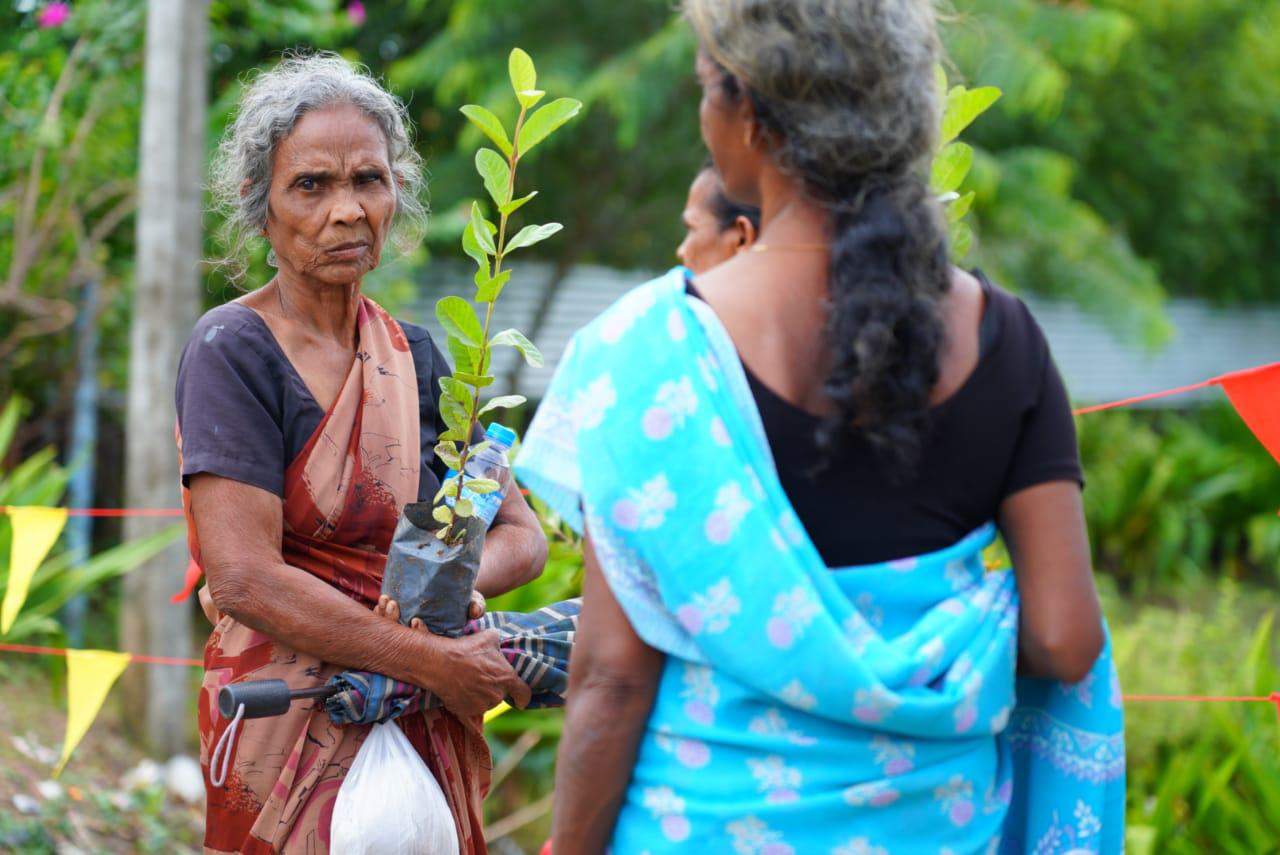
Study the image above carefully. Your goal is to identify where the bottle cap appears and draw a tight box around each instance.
[485,422,518,450]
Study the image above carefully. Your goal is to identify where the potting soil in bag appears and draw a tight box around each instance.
[381,501,485,637]
[330,720,459,855]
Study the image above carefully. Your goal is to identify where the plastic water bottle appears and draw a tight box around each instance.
[443,423,515,528]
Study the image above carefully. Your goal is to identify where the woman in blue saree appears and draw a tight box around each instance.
[516,2,1125,852]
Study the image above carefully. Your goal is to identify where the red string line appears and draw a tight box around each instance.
[1072,379,1217,416]
[1,644,1278,717]
[0,507,184,517]
[0,642,202,668]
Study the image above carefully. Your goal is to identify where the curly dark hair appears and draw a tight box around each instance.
[685,0,950,475]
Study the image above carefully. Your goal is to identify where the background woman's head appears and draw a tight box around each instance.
[676,161,760,274]
[211,52,426,287]
[684,0,951,475]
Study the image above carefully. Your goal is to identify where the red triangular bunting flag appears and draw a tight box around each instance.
[1213,363,1280,465]
[170,558,203,605]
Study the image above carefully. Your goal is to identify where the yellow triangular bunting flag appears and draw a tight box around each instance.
[2,506,68,634]
[484,701,511,724]
[55,649,132,776]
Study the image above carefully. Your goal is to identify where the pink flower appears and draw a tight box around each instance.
[949,799,975,827]
[611,499,640,531]
[641,406,673,440]
[675,739,710,769]
[37,2,70,28]
[346,1,366,25]
[675,604,704,635]
[660,815,690,842]
[704,510,732,544]
[765,617,795,649]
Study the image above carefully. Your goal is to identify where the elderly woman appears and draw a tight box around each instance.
[517,1,1125,852]
[176,54,546,854]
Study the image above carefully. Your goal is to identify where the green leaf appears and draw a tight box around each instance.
[475,269,512,304]
[468,202,497,256]
[517,89,545,110]
[459,104,512,158]
[433,475,461,503]
[950,220,974,260]
[439,392,471,435]
[461,221,488,271]
[469,441,494,457]
[479,394,527,416]
[455,372,494,388]
[447,334,476,374]
[436,296,485,346]
[499,191,538,216]
[475,148,512,207]
[465,478,502,495]
[439,428,470,442]
[508,48,536,98]
[517,98,582,158]
[505,222,563,254]
[946,191,975,224]
[940,86,1001,145]
[434,441,462,472]
[934,64,948,101]
[931,142,974,194]
[438,377,475,413]
[432,505,454,524]
[0,398,23,461]
[454,498,475,518]
[489,328,544,368]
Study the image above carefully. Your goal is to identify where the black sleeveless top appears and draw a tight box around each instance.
[688,272,1081,566]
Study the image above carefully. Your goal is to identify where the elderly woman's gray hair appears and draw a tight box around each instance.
[211,52,427,276]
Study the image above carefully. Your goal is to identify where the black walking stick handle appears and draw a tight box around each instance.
[218,679,338,720]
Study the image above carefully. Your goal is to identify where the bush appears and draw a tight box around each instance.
[1078,406,1280,595]
[1109,582,1280,853]
[0,398,180,643]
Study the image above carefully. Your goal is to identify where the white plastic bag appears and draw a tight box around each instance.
[330,721,460,855]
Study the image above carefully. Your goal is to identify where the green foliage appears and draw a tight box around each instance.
[1064,0,1280,304]
[434,49,580,539]
[0,399,181,643]
[932,68,1001,261]
[1109,583,1280,852]
[945,0,1174,345]
[1079,406,1280,595]
[0,0,145,409]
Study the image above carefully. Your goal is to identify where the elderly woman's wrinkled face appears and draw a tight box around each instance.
[264,103,396,288]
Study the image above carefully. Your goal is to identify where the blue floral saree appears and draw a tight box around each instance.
[515,270,1124,854]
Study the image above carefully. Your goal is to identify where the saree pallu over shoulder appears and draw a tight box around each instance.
[184,298,491,855]
[515,271,1124,854]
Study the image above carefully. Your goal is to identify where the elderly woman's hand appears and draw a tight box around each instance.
[376,595,529,716]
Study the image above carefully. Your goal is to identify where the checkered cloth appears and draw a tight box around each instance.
[324,598,580,725]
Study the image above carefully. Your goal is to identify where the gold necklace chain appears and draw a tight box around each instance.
[750,243,830,253]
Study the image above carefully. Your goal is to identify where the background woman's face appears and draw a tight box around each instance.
[676,169,744,274]
[265,103,397,289]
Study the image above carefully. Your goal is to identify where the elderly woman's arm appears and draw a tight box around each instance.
[190,473,531,714]
[552,530,663,855]
[473,481,547,599]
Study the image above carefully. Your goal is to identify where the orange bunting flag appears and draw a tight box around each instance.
[170,558,203,605]
[1213,363,1280,466]
[2,507,69,635]
[55,649,132,776]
